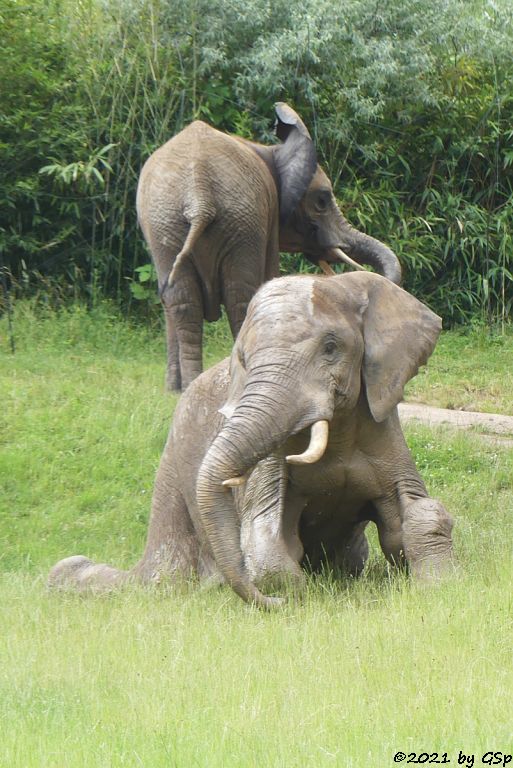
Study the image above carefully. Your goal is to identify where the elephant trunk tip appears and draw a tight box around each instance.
[386,258,402,286]
[234,583,287,610]
[338,225,402,285]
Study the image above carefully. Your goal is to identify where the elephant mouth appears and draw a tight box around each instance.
[222,419,330,487]
[286,420,329,464]
[316,247,367,276]
[305,246,367,277]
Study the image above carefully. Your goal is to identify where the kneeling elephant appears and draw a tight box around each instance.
[49,272,455,607]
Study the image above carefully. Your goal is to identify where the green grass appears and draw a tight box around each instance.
[1,302,513,767]
[405,327,513,414]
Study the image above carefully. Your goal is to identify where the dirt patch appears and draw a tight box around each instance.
[399,403,513,448]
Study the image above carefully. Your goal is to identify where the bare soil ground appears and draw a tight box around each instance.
[399,403,513,447]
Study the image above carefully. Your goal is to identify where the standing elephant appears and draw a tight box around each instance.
[49,272,454,608]
[136,103,402,391]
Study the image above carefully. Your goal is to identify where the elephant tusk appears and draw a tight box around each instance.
[329,247,366,272]
[318,259,336,276]
[222,474,248,488]
[286,420,329,465]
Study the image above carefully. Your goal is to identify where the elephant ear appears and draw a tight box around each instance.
[360,274,442,423]
[218,343,247,419]
[274,102,317,225]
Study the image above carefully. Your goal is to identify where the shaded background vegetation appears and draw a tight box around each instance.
[1,0,512,325]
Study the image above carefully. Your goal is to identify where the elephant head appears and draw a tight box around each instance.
[196,272,443,608]
[270,103,402,284]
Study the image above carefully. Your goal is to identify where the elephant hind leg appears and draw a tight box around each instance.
[133,455,200,585]
[162,260,205,391]
[163,305,181,392]
[221,250,267,339]
[144,225,204,392]
[48,556,132,592]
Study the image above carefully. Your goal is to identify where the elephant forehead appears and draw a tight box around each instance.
[245,274,367,335]
[248,275,317,323]
[250,274,361,319]
[240,276,362,356]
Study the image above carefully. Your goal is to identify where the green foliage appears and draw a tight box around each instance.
[39,145,116,189]
[1,0,513,324]
[129,264,160,303]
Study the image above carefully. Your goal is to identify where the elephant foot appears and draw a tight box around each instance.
[48,555,131,592]
[402,498,455,581]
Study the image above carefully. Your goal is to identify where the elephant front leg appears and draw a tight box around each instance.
[374,487,455,580]
[372,496,406,567]
[238,456,306,592]
[400,494,455,580]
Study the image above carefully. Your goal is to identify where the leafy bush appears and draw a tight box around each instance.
[1,0,512,325]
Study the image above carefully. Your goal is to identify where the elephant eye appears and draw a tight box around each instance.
[315,192,330,212]
[323,336,338,358]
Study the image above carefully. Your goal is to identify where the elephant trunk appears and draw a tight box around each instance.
[337,218,402,285]
[196,374,326,607]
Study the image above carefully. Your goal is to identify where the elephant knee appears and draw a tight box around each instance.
[402,498,455,580]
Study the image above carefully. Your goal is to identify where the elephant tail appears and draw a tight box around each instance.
[165,214,212,291]
[165,162,217,291]
[47,555,133,593]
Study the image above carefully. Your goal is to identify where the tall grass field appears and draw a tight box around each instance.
[1,303,512,767]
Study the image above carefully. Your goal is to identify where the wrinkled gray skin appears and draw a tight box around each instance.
[49,273,454,608]
[136,102,401,391]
